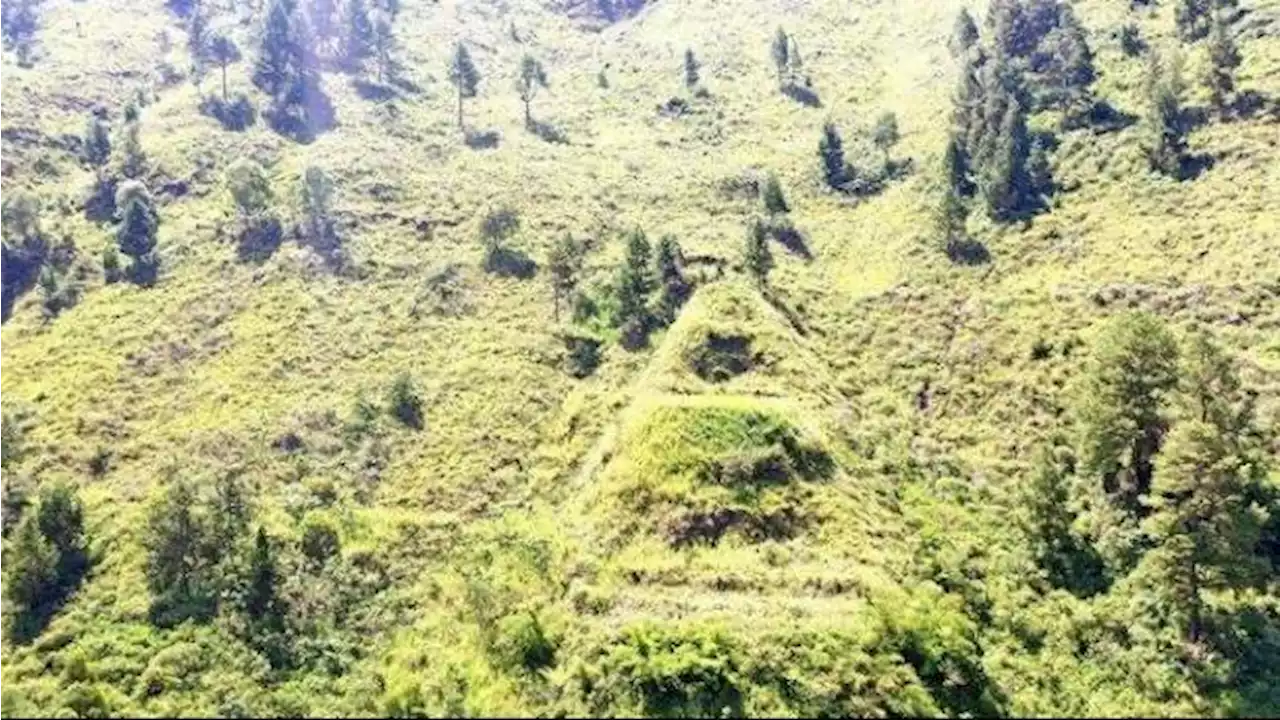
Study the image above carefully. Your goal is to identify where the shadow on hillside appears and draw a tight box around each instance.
[84,175,117,223]
[353,79,397,102]
[267,83,336,144]
[1088,100,1137,134]
[483,246,537,279]
[1231,90,1280,121]
[767,221,813,261]
[465,128,502,150]
[198,95,257,131]
[1179,152,1216,181]
[946,238,991,266]
[236,218,284,264]
[7,545,92,645]
[1,243,43,323]
[781,82,822,108]
[1181,105,1212,133]
[528,119,569,144]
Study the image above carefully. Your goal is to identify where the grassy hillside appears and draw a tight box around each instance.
[2,0,1279,715]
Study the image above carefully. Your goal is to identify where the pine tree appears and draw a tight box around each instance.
[1050,6,1096,127]
[771,27,790,86]
[652,234,689,324]
[1021,444,1104,594]
[760,173,789,215]
[3,514,58,640]
[255,0,295,94]
[115,180,159,284]
[449,42,480,130]
[187,5,209,65]
[949,8,980,58]
[1075,312,1179,517]
[986,0,1026,57]
[547,233,582,321]
[226,159,273,218]
[743,219,772,286]
[1144,48,1187,177]
[1027,135,1053,204]
[1175,0,1210,42]
[36,484,87,587]
[683,48,700,90]
[120,120,145,179]
[344,0,374,66]
[612,229,652,346]
[1140,333,1269,644]
[978,95,1030,221]
[818,122,846,189]
[872,111,900,166]
[208,34,242,103]
[309,0,338,52]
[371,11,399,84]
[951,46,986,153]
[245,527,285,631]
[515,54,548,128]
[83,114,111,168]
[1204,12,1241,120]
[145,479,215,625]
[301,165,335,243]
[935,182,969,260]
[943,131,973,198]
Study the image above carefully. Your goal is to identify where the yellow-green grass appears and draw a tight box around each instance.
[3,0,1280,715]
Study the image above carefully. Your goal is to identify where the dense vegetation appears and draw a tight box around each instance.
[2,0,1278,716]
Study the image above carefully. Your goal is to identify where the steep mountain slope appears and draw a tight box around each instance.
[2,0,1279,716]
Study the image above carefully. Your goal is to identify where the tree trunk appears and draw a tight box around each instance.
[1188,559,1202,645]
[221,63,228,102]
[457,90,464,130]
[524,99,531,129]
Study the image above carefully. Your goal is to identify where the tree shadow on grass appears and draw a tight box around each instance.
[767,220,813,261]
[1179,152,1216,181]
[353,79,397,102]
[483,246,537,279]
[528,119,569,144]
[465,128,502,150]
[946,238,991,265]
[781,82,822,108]
[1088,99,1138,134]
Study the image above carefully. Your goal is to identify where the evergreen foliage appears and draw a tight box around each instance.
[449,42,480,129]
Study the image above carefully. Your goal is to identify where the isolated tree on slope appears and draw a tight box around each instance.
[449,42,480,130]
[684,48,700,90]
[818,122,846,189]
[115,180,160,285]
[771,27,790,86]
[1204,12,1241,119]
[515,54,548,128]
[208,33,242,103]
[949,8,980,57]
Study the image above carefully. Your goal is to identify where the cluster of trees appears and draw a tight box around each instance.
[1024,313,1274,646]
[610,230,691,348]
[2,193,52,320]
[1143,2,1243,176]
[250,0,335,139]
[223,159,343,266]
[816,113,902,197]
[3,484,89,642]
[143,473,290,665]
[770,27,808,90]
[0,409,88,638]
[944,1,1078,231]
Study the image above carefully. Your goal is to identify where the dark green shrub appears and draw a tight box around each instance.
[387,372,424,430]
